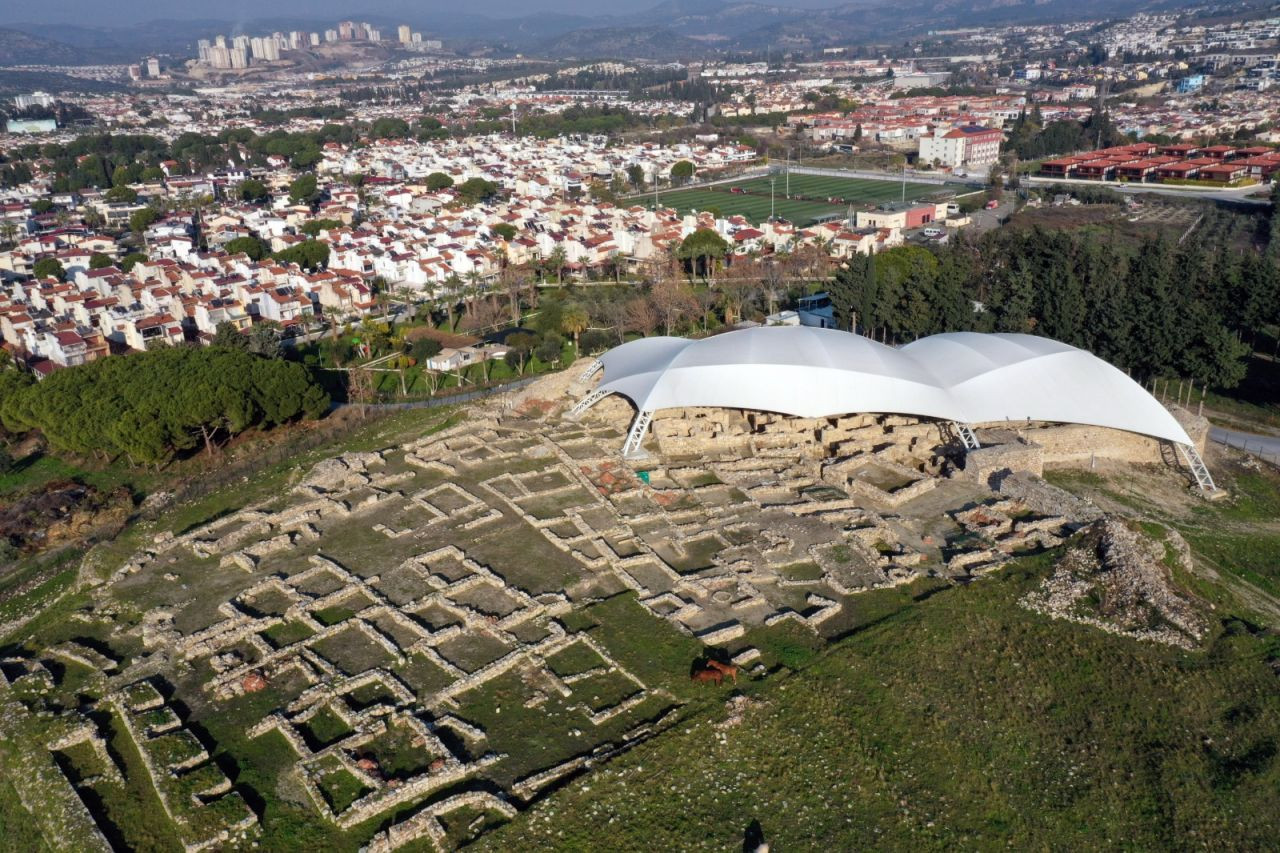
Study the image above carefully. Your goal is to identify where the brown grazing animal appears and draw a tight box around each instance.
[690,667,723,686]
[705,659,738,684]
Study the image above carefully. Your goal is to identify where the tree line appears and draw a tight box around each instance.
[0,346,329,468]
[0,125,361,192]
[1005,108,1128,162]
[829,226,1279,388]
[468,104,685,139]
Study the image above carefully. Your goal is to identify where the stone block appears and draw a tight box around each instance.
[697,621,746,645]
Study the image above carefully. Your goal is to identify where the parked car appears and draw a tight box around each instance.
[984,199,999,210]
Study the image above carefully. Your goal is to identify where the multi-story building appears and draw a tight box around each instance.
[13,92,55,110]
[918,125,1003,171]
[1176,74,1206,93]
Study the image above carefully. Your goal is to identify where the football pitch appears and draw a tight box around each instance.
[636,172,949,226]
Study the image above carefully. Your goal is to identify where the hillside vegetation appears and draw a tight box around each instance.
[480,458,1280,851]
[480,552,1280,850]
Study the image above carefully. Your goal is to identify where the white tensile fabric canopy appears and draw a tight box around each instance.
[574,327,1191,453]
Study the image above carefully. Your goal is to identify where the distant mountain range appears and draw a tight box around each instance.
[529,0,1213,57]
[0,27,111,66]
[504,0,1221,59]
[0,0,1223,66]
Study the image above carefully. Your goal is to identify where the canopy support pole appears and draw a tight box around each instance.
[576,359,603,384]
[1176,443,1218,493]
[623,410,653,458]
[567,388,609,419]
[953,422,980,451]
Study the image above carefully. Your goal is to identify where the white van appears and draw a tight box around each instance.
[922,226,944,238]
[945,203,961,216]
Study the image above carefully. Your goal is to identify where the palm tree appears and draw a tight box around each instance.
[605,250,623,283]
[561,303,589,355]
[502,269,523,326]
[395,286,417,320]
[464,270,483,318]
[547,246,568,285]
[524,266,540,311]
[442,275,462,330]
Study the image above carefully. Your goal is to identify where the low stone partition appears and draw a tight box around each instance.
[110,680,258,852]
[822,456,938,508]
[963,437,1044,485]
[364,792,517,852]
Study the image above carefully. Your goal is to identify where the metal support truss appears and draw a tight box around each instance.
[576,359,604,384]
[567,388,610,420]
[1176,443,1218,493]
[953,422,981,451]
[622,410,653,458]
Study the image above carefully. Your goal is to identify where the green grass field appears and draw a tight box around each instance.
[638,173,948,226]
[478,551,1280,851]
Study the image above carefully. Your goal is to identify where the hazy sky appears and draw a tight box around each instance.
[1,0,853,26]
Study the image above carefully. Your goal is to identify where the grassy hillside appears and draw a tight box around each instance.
[4,390,1279,851]
[478,549,1280,851]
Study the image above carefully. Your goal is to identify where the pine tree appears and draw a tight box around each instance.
[992,257,1036,334]
[830,253,874,333]
[1078,235,1132,365]
[1124,236,1179,376]
[1040,260,1086,346]
[931,252,974,334]
[1179,300,1249,388]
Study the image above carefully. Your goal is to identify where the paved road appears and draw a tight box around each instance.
[1210,426,1280,457]
[1024,176,1272,206]
[1113,184,1273,206]
[966,200,1015,233]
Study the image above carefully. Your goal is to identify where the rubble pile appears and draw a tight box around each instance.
[1021,517,1208,649]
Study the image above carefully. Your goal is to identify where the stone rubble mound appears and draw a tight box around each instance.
[1021,517,1207,649]
[995,470,1103,523]
[299,451,385,493]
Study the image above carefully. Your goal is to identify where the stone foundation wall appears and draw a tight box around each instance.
[652,409,945,463]
[972,405,1207,469]
[1028,424,1162,467]
[645,402,1204,469]
[963,439,1045,485]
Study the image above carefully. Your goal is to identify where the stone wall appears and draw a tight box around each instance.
[641,400,1206,478]
[974,405,1208,469]
[963,437,1044,485]
[650,408,948,464]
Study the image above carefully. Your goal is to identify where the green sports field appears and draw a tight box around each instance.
[638,172,949,226]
